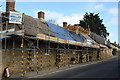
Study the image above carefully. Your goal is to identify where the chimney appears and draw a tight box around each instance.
[38,11,45,19]
[6,0,15,13]
[63,22,67,28]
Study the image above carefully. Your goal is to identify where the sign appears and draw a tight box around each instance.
[9,11,22,24]
[86,39,92,45]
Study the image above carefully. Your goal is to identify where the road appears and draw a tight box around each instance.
[38,57,119,78]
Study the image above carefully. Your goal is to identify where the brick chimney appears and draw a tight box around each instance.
[38,11,45,19]
[63,22,67,28]
[6,0,15,13]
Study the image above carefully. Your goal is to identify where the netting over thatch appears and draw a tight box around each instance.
[89,32,106,45]
[23,14,55,36]
[1,12,55,37]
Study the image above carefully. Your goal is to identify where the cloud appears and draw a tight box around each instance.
[33,10,63,19]
[58,14,83,26]
[44,10,64,20]
[33,10,83,26]
[93,3,118,16]
[94,4,104,10]
[108,7,118,15]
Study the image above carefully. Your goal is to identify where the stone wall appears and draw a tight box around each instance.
[1,49,58,75]
[1,38,114,77]
[89,52,98,61]
[99,48,113,59]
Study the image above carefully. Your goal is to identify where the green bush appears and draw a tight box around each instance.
[112,51,117,55]
[113,50,120,55]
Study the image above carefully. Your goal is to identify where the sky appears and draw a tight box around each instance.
[1,0,119,44]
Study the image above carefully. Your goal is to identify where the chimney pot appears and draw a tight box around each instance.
[63,22,67,28]
[38,11,45,19]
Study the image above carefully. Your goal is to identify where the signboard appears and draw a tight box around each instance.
[86,39,92,45]
[9,11,22,24]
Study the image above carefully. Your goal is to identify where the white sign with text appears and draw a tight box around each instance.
[9,11,22,24]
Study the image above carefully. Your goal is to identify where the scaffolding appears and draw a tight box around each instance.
[0,4,2,77]
[0,11,101,77]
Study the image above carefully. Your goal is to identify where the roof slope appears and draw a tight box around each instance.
[89,32,106,45]
[23,14,55,36]
[1,12,55,37]
[47,22,86,43]
[69,31,86,42]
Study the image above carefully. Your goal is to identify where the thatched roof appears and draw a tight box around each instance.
[1,12,55,37]
[23,14,55,36]
[89,32,106,45]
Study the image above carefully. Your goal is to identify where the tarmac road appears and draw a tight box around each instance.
[2,57,119,80]
[38,57,119,78]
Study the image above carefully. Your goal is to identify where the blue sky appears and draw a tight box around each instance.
[1,1,119,43]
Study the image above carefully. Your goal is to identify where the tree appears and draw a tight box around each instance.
[79,12,109,38]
